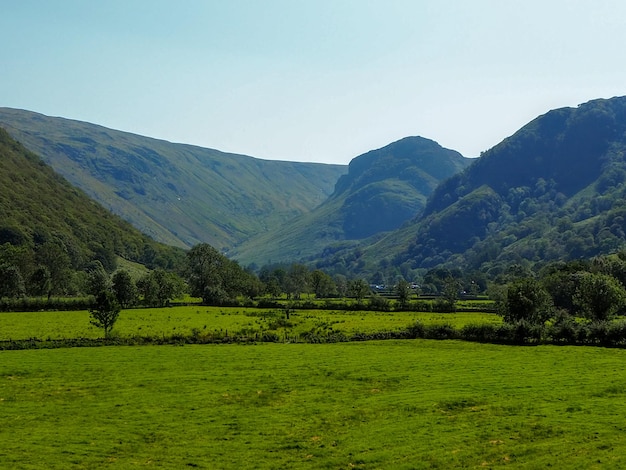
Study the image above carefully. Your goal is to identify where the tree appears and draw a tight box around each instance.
[0,263,25,298]
[85,261,110,296]
[395,279,411,309]
[29,265,51,298]
[187,243,258,305]
[442,277,460,311]
[311,270,336,298]
[348,278,370,303]
[36,241,73,297]
[573,272,626,321]
[137,269,184,307]
[111,270,138,308]
[89,290,121,339]
[285,264,310,300]
[187,244,227,301]
[334,274,348,298]
[502,278,553,324]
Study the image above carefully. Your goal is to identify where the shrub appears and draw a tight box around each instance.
[411,300,432,312]
[261,332,280,342]
[510,320,544,345]
[606,321,626,347]
[369,295,391,311]
[586,321,611,346]
[424,323,458,340]
[257,298,284,309]
[406,321,426,339]
[460,323,500,343]
[433,299,456,313]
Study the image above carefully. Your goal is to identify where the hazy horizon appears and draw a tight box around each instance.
[3,1,626,164]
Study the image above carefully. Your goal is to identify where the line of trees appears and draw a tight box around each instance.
[0,237,183,300]
[496,254,626,325]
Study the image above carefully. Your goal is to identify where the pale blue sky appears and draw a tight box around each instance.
[3,1,626,163]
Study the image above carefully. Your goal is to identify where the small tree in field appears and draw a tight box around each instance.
[395,279,411,310]
[348,278,370,304]
[89,290,121,339]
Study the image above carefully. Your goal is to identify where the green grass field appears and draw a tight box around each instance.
[2,340,626,468]
[0,306,501,342]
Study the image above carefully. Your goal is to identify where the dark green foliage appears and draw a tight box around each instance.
[137,269,184,307]
[284,264,311,300]
[111,270,138,308]
[89,290,121,338]
[395,279,411,309]
[186,243,258,305]
[368,294,391,311]
[330,96,626,281]
[573,272,626,321]
[0,263,25,298]
[441,277,460,311]
[85,261,110,296]
[310,270,336,298]
[501,278,553,324]
[28,265,51,297]
[348,278,370,303]
[0,127,185,298]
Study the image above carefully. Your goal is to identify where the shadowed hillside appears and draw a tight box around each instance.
[0,108,346,250]
[327,96,626,280]
[0,127,184,290]
[232,136,470,266]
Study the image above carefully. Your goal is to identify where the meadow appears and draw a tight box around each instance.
[0,306,501,342]
[1,340,626,468]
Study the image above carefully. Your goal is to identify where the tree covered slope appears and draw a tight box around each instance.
[0,108,346,250]
[0,127,183,273]
[344,96,626,279]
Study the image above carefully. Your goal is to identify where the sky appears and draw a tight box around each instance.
[3,1,626,164]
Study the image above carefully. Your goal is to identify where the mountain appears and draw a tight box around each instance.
[339,96,626,280]
[231,136,471,266]
[0,127,183,276]
[0,108,346,250]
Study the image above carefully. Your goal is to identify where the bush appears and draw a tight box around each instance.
[606,321,626,347]
[406,321,426,339]
[411,300,432,312]
[460,323,500,343]
[586,321,611,346]
[0,296,94,312]
[261,332,280,342]
[257,298,284,309]
[369,295,391,311]
[424,323,458,340]
[548,317,582,345]
[433,299,456,313]
[510,320,544,344]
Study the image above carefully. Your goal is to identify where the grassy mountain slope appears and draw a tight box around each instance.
[0,127,183,271]
[232,136,470,266]
[0,108,346,250]
[341,96,626,279]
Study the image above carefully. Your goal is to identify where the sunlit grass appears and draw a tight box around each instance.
[1,341,625,468]
[0,306,500,341]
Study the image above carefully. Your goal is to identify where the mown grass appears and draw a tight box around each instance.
[0,306,500,341]
[1,341,626,468]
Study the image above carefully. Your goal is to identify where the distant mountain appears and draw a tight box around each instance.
[337,96,626,280]
[0,127,183,274]
[0,108,346,250]
[232,136,471,266]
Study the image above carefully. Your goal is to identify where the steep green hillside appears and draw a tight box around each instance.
[232,137,470,266]
[336,96,626,280]
[0,128,183,281]
[0,108,346,250]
